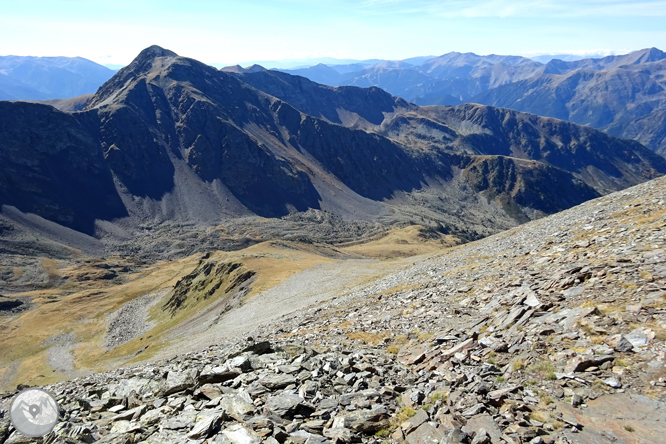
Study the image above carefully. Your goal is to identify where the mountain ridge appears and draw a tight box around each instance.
[1,45,664,260]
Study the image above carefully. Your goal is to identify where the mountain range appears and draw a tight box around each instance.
[0,55,115,100]
[0,45,664,261]
[5,48,666,157]
[274,48,666,156]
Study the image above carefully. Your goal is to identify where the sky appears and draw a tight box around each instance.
[1,0,665,66]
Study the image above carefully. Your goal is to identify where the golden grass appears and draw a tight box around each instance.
[347,331,390,345]
[390,406,417,430]
[387,335,409,354]
[341,225,458,260]
[529,411,549,423]
[1,229,459,391]
[0,255,199,390]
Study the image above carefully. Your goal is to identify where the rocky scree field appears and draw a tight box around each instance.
[1,171,665,444]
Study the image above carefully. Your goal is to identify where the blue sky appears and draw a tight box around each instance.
[1,0,665,65]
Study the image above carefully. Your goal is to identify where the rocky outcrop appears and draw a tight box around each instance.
[163,258,255,315]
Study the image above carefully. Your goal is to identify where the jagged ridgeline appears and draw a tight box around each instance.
[0,45,665,256]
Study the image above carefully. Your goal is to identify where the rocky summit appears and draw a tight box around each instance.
[2,166,665,443]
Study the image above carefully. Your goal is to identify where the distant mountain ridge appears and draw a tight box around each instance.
[270,48,666,155]
[473,52,666,156]
[1,46,664,259]
[0,55,115,100]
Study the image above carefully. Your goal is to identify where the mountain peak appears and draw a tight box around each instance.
[642,46,666,61]
[84,45,180,109]
[135,45,178,61]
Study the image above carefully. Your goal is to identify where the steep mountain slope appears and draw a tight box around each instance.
[473,58,666,155]
[0,101,127,234]
[2,168,665,444]
[239,69,666,194]
[277,48,666,156]
[1,46,664,260]
[378,104,666,195]
[0,55,115,100]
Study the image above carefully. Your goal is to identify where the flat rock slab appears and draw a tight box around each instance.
[406,422,447,444]
[557,393,666,444]
[259,373,297,390]
[465,413,502,444]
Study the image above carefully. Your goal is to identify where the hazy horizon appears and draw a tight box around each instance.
[0,48,646,72]
[1,0,664,67]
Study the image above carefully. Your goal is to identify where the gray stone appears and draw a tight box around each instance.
[523,293,541,308]
[229,355,253,372]
[564,355,613,373]
[299,380,319,398]
[625,329,649,350]
[487,385,519,402]
[165,368,198,395]
[332,407,389,433]
[140,408,164,426]
[604,377,622,388]
[571,394,582,407]
[406,422,446,444]
[401,407,429,434]
[188,413,222,439]
[199,365,241,384]
[461,403,485,418]
[162,416,193,430]
[324,427,355,443]
[259,373,297,390]
[441,428,468,444]
[470,428,490,444]
[112,405,146,421]
[110,420,142,434]
[109,377,164,398]
[304,434,329,444]
[301,419,327,434]
[466,413,502,444]
[265,393,304,417]
[219,393,256,420]
[605,335,633,353]
[222,424,261,444]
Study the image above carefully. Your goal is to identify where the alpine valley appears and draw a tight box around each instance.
[0,46,665,444]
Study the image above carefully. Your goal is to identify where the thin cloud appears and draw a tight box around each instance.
[355,0,666,18]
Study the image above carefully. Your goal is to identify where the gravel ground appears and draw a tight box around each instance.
[42,332,78,377]
[105,290,167,349]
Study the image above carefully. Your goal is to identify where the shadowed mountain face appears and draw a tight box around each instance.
[0,45,664,252]
[0,102,127,234]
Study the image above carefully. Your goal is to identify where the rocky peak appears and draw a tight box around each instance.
[135,44,178,61]
[642,47,666,63]
[84,45,179,109]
